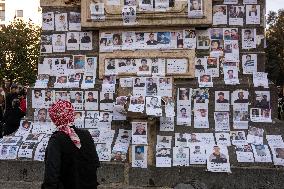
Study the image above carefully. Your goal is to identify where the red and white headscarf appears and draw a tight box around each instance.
[49,100,81,149]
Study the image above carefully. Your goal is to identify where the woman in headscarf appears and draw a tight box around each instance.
[42,100,100,189]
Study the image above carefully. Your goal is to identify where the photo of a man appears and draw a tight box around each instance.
[209,146,228,163]
[216,92,229,103]
[68,33,78,43]
[37,108,47,122]
[234,91,249,103]
[146,33,158,45]
[190,0,201,11]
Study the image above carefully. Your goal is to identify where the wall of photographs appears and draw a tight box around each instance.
[1,0,284,173]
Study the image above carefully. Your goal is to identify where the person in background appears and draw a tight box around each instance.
[18,88,27,114]
[0,87,5,121]
[5,84,19,111]
[2,98,25,136]
[42,100,100,189]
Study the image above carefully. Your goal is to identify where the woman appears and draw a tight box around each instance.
[3,98,25,136]
[42,100,100,189]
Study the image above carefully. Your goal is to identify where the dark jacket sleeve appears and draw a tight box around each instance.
[42,135,63,189]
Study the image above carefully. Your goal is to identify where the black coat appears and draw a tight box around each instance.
[3,107,25,136]
[42,127,100,189]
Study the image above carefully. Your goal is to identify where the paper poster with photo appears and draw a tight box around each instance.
[213,5,228,25]
[32,122,55,135]
[183,29,196,49]
[156,77,173,97]
[247,126,264,145]
[235,145,254,162]
[176,106,191,126]
[246,5,260,24]
[243,0,257,4]
[173,147,190,166]
[195,57,207,78]
[85,57,97,76]
[39,58,52,75]
[231,90,249,106]
[252,144,272,162]
[85,111,100,120]
[54,91,70,101]
[210,28,223,40]
[0,145,19,160]
[34,108,50,123]
[100,92,114,111]
[266,135,284,148]
[151,58,166,77]
[112,33,123,50]
[207,145,231,172]
[104,59,116,76]
[157,32,171,49]
[24,133,45,143]
[41,35,52,53]
[124,0,137,6]
[229,6,244,26]
[102,74,116,85]
[242,54,257,74]
[66,32,80,50]
[155,0,169,12]
[129,96,145,113]
[133,77,146,96]
[271,146,284,166]
[73,54,86,73]
[192,88,209,104]
[85,119,99,129]
[32,89,45,108]
[90,2,105,21]
[171,31,184,49]
[17,142,37,159]
[80,32,92,50]
[120,77,133,88]
[224,40,239,62]
[113,105,127,120]
[146,96,162,116]
[188,0,203,18]
[137,58,152,76]
[52,57,69,76]
[198,73,213,88]
[215,91,230,111]
[157,135,172,148]
[223,66,239,85]
[206,57,219,77]
[230,131,247,146]
[224,0,238,4]
[215,133,231,146]
[146,77,158,96]
[116,59,137,74]
[89,129,103,143]
[214,112,230,132]
[233,110,249,130]
[55,13,68,31]
[135,32,146,49]
[84,91,99,110]
[96,143,112,161]
[210,39,224,57]
[122,31,136,50]
[69,91,83,110]
[253,72,269,88]
[132,122,148,144]
[122,6,137,25]
[254,91,271,122]
[189,144,206,164]
[52,34,66,52]
[34,137,50,161]
[163,97,175,117]
[242,29,256,49]
[196,30,210,49]
[1,136,22,146]
[116,129,132,144]
[156,147,172,167]
[132,145,147,168]
[178,88,192,106]
[100,32,113,52]
[160,117,174,131]
[42,12,54,30]
[194,103,209,128]
[68,12,81,31]
[139,0,153,11]
[111,150,127,162]
[14,120,33,137]
[175,133,187,147]
[112,142,129,154]
[54,75,68,88]
[166,59,188,74]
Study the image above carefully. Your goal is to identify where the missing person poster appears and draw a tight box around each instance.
[207,145,231,172]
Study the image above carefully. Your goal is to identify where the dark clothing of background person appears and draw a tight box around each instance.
[2,105,25,136]
[42,127,100,189]
[5,92,18,111]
